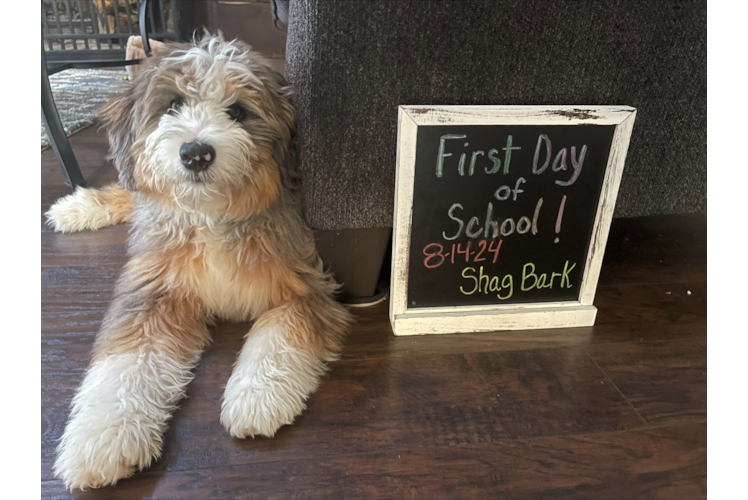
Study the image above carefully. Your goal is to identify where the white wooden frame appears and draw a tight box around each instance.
[390,105,637,336]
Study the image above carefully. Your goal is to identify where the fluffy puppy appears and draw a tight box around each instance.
[47,35,352,490]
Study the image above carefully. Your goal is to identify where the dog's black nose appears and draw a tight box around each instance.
[179,142,216,172]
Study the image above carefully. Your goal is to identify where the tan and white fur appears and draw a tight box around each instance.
[47,34,352,491]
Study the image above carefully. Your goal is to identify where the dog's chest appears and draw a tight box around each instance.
[186,230,268,321]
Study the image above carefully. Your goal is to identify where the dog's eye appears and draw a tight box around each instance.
[227,104,246,121]
[168,96,184,115]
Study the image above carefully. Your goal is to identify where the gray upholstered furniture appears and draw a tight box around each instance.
[275,0,707,300]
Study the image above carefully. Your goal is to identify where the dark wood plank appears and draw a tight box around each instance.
[594,282,706,342]
[41,422,706,500]
[598,214,707,286]
[41,264,120,339]
[42,263,121,302]
[586,339,707,426]
[41,225,129,267]
[343,303,640,362]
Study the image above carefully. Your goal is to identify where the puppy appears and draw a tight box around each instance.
[46,34,352,490]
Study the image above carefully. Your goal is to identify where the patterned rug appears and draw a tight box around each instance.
[41,68,130,150]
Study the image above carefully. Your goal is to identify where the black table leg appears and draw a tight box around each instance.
[42,44,86,189]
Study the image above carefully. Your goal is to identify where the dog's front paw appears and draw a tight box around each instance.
[220,327,327,439]
[220,381,306,438]
[54,444,134,490]
[54,405,165,490]
[45,184,132,233]
[54,419,144,490]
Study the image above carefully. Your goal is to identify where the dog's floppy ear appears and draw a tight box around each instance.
[272,82,300,194]
[99,82,141,191]
[98,54,163,191]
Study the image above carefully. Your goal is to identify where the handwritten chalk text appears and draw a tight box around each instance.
[436,135,520,177]
[443,199,543,241]
[457,261,578,300]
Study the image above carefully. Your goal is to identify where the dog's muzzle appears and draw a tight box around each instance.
[179,141,216,172]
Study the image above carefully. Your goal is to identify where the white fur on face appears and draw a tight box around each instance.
[142,99,255,213]
[54,351,198,490]
[221,325,326,438]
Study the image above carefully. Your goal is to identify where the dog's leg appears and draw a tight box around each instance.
[46,183,132,233]
[221,295,351,438]
[54,259,209,490]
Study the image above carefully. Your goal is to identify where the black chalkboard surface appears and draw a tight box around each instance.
[390,106,636,336]
[407,124,615,308]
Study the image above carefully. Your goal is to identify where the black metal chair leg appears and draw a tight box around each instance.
[140,0,152,56]
[41,44,86,189]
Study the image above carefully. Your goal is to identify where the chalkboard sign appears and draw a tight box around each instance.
[390,106,636,336]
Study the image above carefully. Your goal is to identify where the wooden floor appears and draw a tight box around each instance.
[41,126,707,499]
